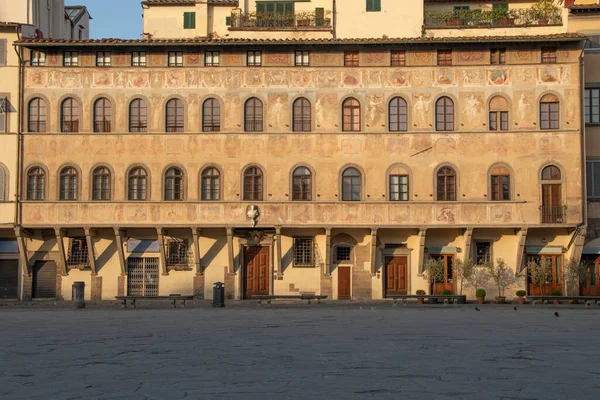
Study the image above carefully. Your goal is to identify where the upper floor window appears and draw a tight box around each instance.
[366,0,381,12]
[585,88,600,124]
[391,50,406,67]
[168,51,183,67]
[243,166,263,201]
[130,99,147,133]
[63,51,78,66]
[388,165,409,201]
[92,166,111,201]
[128,167,148,201]
[201,167,220,201]
[164,167,184,201]
[96,51,111,67]
[540,94,559,130]
[342,167,361,201]
[490,165,510,201]
[437,50,452,66]
[342,98,361,132]
[132,51,146,67]
[541,47,557,64]
[184,12,196,29]
[344,51,359,67]
[61,98,79,133]
[247,51,262,66]
[490,48,505,65]
[202,98,220,132]
[59,167,78,201]
[435,97,454,131]
[93,98,112,133]
[31,50,45,66]
[295,51,309,66]
[245,98,263,132]
[205,51,220,67]
[587,160,600,198]
[541,165,563,223]
[293,98,311,132]
[292,167,312,201]
[489,96,509,131]
[27,167,45,201]
[28,98,47,133]
[166,98,184,132]
[436,166,456,201]
[389,97,407,132]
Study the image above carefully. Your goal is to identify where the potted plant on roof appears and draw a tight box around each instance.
[516,290,527,304]
[550,290,561,304]
[416,289,426,304]
[531,0,560,25]
[488,258,518,304]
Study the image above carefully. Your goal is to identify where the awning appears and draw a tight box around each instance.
[426,246,457,254]
[582,248,600,255]
[525,247,563,255]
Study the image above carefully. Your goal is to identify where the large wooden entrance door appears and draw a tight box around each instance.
[338,266,351,300]
[32,261,57,299]
[581,256,600,296]
[430,254,455,295]
[526,255,562,295]
[244,246,269,299]
[385,256,407,296]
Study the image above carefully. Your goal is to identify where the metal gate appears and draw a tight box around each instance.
[0,260,19,299]
[127,257,159,296]
[32,261,57,299]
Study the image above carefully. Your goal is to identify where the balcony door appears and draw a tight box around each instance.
[542,184,562,223]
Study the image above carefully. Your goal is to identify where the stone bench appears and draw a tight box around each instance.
[527,296,600,306]
[115,295,194,308]
[386,295,467,305]
[251,294,328,306]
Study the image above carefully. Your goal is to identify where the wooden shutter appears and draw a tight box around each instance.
[0,39,6,66]
[183,12,195,29]
[0,97,6,133]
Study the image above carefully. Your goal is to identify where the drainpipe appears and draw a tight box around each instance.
[13,29,24,229]
[579,44,587,231]
[332,0,337,39]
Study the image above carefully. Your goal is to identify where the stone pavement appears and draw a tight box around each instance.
[0,306,599,400]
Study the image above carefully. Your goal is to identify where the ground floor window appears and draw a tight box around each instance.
[293,237,315,267]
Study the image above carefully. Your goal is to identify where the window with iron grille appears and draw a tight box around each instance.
[247,51,262,66]
[31,50,45,66]
[295,51,309,66]
[475,242,491,265]
[293,238,315,267]
[168,51,184,67]
[344,51,359,67]
[490,48,505,65]
[205,51,220,66]
[132,51,146,67]
[541,47,557,64]
[437,50,452,66]
[67,238,89,268]
[63,51,78,66]
[96,51,111,66]
[245,98,263,132]
[336,246,351,262]
[585,88,600,124]
[391,50,406,66]
[165,238,192,269]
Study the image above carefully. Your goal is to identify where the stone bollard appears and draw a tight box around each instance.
[72,282,85,309]
[443,299,449,307]
[586,301,592,309]
[453,298,459,305]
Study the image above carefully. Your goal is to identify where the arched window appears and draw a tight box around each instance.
[436,166,456,201]
[201,167,220,201]
[0,166,6,201]
[28,98,47,132]
[245,98,263,132]
[164,167,184,201]
[489,96,508,131]
[61,97,79,132]
[342,167,361,201]
[342,98,361,132]
[129,99,147,132]
[293,98,311,132]
[92,167,111,200]
[27,167,45,201]
[388,165,409,201]
[541,165,563,223]
[128,167,148,200]
[292,167,312,201]
[490,165,510,201]
[166,99,184,132]
[435,97,454,132]
[59,167,78,200]
[243,166,263,201]
[202,98,220,132]
[93,98,112,132]
[389,97,407,132]
[540,94,559,130]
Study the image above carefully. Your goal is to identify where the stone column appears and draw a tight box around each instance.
[417,228,427,275]
[276,226,283,279]
[54,228,68,276]
[156,227,168,276]
[84,227,97,276]
[192,227,204,299]
[370,228,378,276]
[113,227,126,276]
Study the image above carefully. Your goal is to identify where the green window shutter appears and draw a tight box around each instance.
[493,3,509,11]
[184,12,196,29]
[0,98,6,133]
[367,0,381,12]
[225,16,231,26]
[0,39,6,66]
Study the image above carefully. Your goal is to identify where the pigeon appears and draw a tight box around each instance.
[554,312,559,317]
[475,307,480,312]
[514,306,517,311]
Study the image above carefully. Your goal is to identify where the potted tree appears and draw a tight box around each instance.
[476,288,486,304]
[550,290,561,304]
[424,257,445,304]
[454,258,474,304]
[516,290,527,304]
[488,258,518,304]
[467,263,491,304]
[564,257,586,303]
[527,258,553,297]
[416,289,426,304]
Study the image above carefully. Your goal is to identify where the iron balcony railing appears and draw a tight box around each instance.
[231,10,332,29]
[62,121,79,133]
[94,121,111,133]
[424,8,562,28]
[540,205,566,224]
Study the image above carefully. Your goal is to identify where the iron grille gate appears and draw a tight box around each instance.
[127,257,159,296]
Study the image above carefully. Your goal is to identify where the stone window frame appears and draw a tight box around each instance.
[162,165,187,201]
[488,163,514,201]
[199,164,223,201]
[27,96,48,133]
[25,163,48,201]
[126,164,151,201]
[433,163,459,202]
[289,164,315,202]
[57,163,82,201]
[90,164,114,201]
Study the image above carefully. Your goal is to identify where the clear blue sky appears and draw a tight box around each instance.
[65,0,143,39]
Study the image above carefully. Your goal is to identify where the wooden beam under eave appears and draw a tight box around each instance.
[226,227,234,275]
[13,228,31,276]
[84,227,97,276]
[113,228,126,276]
[156,227,168,276]
[192,227,202,275]
[370,228,378,276]
[54,228,68,276]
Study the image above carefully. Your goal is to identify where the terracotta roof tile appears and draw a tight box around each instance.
[142,0,239,5]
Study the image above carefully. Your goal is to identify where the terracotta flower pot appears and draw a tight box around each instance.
[417,297,424,304]
[477,297,485,304]
[553,299,560,305]
[517,297,525,305]
[495,296,506,304]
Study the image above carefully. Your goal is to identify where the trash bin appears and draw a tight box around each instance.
[72,282,85,309]
[213,282,225,308]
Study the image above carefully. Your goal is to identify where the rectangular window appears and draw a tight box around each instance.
[247,51,262,66]
[454,5,469,11]
[475,242,491,265]
[336,246,351,262]
[183,12,196,29]
[0,97,7,133]
[63,51,78,66]
[389,175,408,201]
[96,51,111,67]
[344,51,359,67]
[585,88,600,124]
[492,3,509,11]
[540,102,559,130]
[205,51,220,67]
[132,51,146,67]
[295,51,310,66]
[293,238,315,267]
[586,35,600,49]
[586,160,600,198]
[390,50,406,67]
[490,48,505,65]
[225,16,232,26]
[366,0,381,12]
[541,47,557,64]
[31,50,46,66]
[489,111,508,131]
[168,51,184,67]
[166,238,191,269]
[491,175,510,200]
[67,238,89,268]
[437,50,452,66]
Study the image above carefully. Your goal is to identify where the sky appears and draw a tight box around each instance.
[65,0,143,39]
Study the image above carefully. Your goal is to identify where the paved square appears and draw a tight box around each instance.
[1,306,599,399]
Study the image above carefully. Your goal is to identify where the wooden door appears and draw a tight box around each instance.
[526,255,561,295]
[244,246,269,299]
[542,184,562,223]
[338,266,351,300]
[431,254,455,295]
[581,256,600,296]
[386,256,407,296]
[32,261,56,299]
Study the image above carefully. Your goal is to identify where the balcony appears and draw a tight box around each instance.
[541,205,566,224]
[230,10,332,30]
[424,7,562,29]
